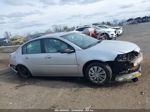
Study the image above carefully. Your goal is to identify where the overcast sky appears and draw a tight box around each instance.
[0,0,150,38]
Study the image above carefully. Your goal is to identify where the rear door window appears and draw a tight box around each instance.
[22,40,41,54]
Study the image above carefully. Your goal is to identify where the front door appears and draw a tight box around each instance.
[40,38,78,76]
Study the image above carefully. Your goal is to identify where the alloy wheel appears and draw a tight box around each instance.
[88,66,107,84]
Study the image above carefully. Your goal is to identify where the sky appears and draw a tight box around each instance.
[0,0,150,38]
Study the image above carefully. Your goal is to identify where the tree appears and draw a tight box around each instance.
[52,25,63,32]
[4,32,11,39]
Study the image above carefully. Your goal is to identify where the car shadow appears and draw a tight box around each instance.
[0,68,129,89]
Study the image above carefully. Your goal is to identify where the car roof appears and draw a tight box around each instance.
[76,26,90,29]
[98,25,110,27]
[23,31,80,45]
[38,31,79,39]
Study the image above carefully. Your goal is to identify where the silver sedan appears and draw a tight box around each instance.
[9,32,143,85]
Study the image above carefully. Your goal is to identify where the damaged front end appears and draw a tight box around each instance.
[108,51,143,82]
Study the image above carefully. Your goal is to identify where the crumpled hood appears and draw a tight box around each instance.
[88,40,140,54]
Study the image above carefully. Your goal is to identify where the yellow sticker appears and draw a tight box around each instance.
[133,73,141,77]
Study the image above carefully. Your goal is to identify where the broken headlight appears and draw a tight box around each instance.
[115,51,139,61]
[115,54,128,61]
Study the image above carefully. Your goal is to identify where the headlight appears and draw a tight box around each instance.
[115,54,128,61]
[115,51,140,61]
[108,31,115,34]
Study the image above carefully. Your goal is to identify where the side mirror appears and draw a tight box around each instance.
[60,49,75,54]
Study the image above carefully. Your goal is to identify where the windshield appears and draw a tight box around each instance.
[61,33,100,49]
[93,26,105,30]
[98,26,108,29]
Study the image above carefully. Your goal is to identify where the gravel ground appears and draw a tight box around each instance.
[0,23,150,109]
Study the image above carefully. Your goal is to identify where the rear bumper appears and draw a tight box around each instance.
[9,64,17,72]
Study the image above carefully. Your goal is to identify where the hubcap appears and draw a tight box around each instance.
[88,66,106,84]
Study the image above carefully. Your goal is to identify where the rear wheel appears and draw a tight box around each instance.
[85,63,112,85]
[17,65,32,78]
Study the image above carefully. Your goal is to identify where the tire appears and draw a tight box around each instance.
[17,65,32,78]
[84,63,112,85]
[132,78,138,82]
[101,33,110,40]
[113,37,117,40]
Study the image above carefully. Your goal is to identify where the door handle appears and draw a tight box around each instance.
[25,57,29,60]
[45,56,52,59]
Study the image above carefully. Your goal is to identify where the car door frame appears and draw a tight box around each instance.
[39,37,79,76]
[21,39,47,75]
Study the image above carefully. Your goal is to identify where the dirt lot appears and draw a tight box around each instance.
[0,23,150,109]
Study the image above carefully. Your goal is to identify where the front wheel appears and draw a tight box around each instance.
[85,63,112,85]
[100,33,110,40]
[132,78,138,82]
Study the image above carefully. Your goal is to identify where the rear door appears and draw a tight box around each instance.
[22,39,46,75]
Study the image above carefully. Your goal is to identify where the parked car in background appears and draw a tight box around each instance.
[82,28,107,40]
[97,25,124,36]
[142,16,150,23]
[126,18,135,24]
[75,26,111,40]
[135,17,142,23]
[74,26,91,32]
[92,25,117,39]
[9,35,24,45]
[126,16,150,25]
[0,38,9,46]
[9,31,143,85]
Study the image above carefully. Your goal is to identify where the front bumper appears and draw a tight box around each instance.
[109,33,117,38]
[115,70,141,82]
[109,52,143,82]
[116,29,123,36]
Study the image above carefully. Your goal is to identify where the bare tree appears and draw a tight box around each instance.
[4,32,11,39]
